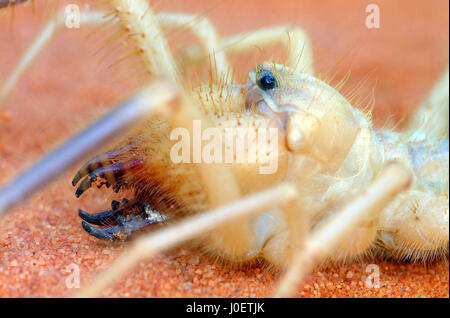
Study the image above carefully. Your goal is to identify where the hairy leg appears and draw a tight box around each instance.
[378,189,449,261]
[0,0,28,9]
[407,66,449,140]
[0,9,231,107]
[0,11,109,107]
[157,12,231,83]
[179,24,314,75]
[378,68,450,261]
[273,163,411,297]
[75,183,298,297]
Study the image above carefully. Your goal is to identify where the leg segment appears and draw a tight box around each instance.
[377,137,449,261]
[179,25,314,75]
[74,183,298,297]
[406,66,449,140]
[0,11,110,108]
[377,189,449,261]
[383,69,449,260]
[0,81,177,217]
[0,0,28,9]
[157,13,231,83]
[274,163,411,297]
[1,8,233,107]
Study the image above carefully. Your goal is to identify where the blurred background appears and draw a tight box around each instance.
[0,0,448,297]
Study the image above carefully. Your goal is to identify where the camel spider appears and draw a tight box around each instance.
[0,0,448,298]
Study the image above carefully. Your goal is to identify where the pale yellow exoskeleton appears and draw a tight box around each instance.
[241,61,448,265]
[0,0,447,298]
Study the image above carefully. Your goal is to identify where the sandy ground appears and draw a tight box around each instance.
[0,0,448,297]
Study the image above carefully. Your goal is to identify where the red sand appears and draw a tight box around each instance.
[0,0,448,297]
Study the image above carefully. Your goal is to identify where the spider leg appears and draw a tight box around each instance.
[0,81,177,217]
[0,11,111,108]
[87,1,254,260]
[273,163,411,297]
[377,187,449,262]
[0,0,27,9]
[0,7,234,107]
[406,66,449,140]
[378,67,449,261]
[179,25,314,75]
[157,13,231,83]
[74,183,298,297]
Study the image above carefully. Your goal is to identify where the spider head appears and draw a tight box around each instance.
[245,62,360,164]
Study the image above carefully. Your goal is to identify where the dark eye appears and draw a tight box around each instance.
[257,70,278,91]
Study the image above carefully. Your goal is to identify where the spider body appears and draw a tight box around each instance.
[0,0,448,297]
[74,73,291,262]
[73,61,449,266]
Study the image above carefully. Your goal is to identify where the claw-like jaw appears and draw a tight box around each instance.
[79,200,167,241]
[78,208,117,226]
[80,216,154,241]
[72,148,158,241]
[72,147,145,198]
[72,148,130,187]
